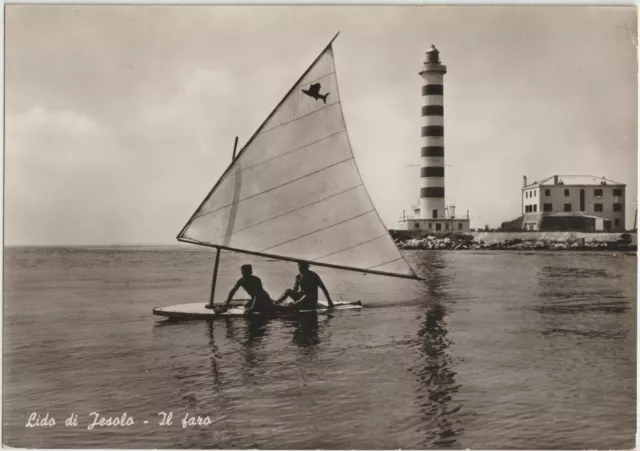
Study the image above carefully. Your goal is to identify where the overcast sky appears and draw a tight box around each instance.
[5,5,637,245]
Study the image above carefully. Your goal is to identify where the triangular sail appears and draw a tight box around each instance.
[178,36,418,280]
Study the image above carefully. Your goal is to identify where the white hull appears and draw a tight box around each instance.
[153,301,362,320]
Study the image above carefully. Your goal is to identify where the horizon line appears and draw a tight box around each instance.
[3,243,193,248]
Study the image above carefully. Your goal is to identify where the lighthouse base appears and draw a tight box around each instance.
[397,218,470,233]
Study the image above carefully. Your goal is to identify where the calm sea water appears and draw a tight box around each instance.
[3,246,636,449]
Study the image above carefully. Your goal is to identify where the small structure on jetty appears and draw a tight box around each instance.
[513,174,627,231]
[397,45,470,234]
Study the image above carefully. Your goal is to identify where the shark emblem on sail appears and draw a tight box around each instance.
[302,83,330,104]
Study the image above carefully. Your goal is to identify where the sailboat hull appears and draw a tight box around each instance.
[152,301,362,320]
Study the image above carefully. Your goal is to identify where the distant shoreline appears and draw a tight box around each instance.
[3,243,199,249]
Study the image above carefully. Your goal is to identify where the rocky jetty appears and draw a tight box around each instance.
[395,234,636,251]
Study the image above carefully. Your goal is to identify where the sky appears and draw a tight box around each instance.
[4,5,638,245]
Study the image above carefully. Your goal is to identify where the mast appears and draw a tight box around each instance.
[207,136,240,308]
[231,136,238,161]
[208,248,221,308]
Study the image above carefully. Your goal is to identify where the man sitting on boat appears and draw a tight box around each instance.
[274,262,335,310]
[219,264,273,314]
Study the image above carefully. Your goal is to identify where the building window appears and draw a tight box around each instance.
[564,189,570,196]
[545,189,550,196]
[435,223,442,231]
[432,209,438,219]
[614,218,620,227]
[533,204,537,212]
[564,203,572,212]
[594,189,603,197]
[428,223,433,229]
[445,223,450,230]
[543,203,552,212]
[458,223,463,230]
[534,191,537,197]
[525,192,528,199]
[613,203,622,212]
[594,203,603,212]
[414,223,420,229]
[613,188,623,197]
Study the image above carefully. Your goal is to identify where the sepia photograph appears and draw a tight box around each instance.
[3,4,637,449]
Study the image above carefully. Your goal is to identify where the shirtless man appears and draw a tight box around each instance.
[275,262,335,310]
[221,264,273,314]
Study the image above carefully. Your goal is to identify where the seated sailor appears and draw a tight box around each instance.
[222,264,273,314]
[275,262,335,310]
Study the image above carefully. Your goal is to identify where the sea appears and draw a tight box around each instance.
[2,246,636,449]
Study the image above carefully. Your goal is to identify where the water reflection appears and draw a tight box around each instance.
[205,321,236,447]
[218,315,272,376]
[207,321,223,389]
[291,313,320,347]
[418,252,452,296]
[204,316,273,444]
[413,252,463,448]
[285,312,333,362]
[244,315,271,348]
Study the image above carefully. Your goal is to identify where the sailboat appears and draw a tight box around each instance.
[153,33,419,320]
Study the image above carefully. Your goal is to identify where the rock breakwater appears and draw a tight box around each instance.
[395,234,637,251]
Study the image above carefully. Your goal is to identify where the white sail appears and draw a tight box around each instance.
[178,39,418,280]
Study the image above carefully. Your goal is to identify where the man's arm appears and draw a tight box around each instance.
[244,296,257,313]
[291,295,308,306]
[224,280,242,307]
[317,275,334,307]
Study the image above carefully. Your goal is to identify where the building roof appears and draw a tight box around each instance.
[524,175,625,188]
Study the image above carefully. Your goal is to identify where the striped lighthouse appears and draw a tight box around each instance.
[419,45,446,220]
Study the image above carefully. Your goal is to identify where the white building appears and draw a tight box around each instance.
[520,174,626,231]
[400,204,471,233]
[397,45,471,234]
